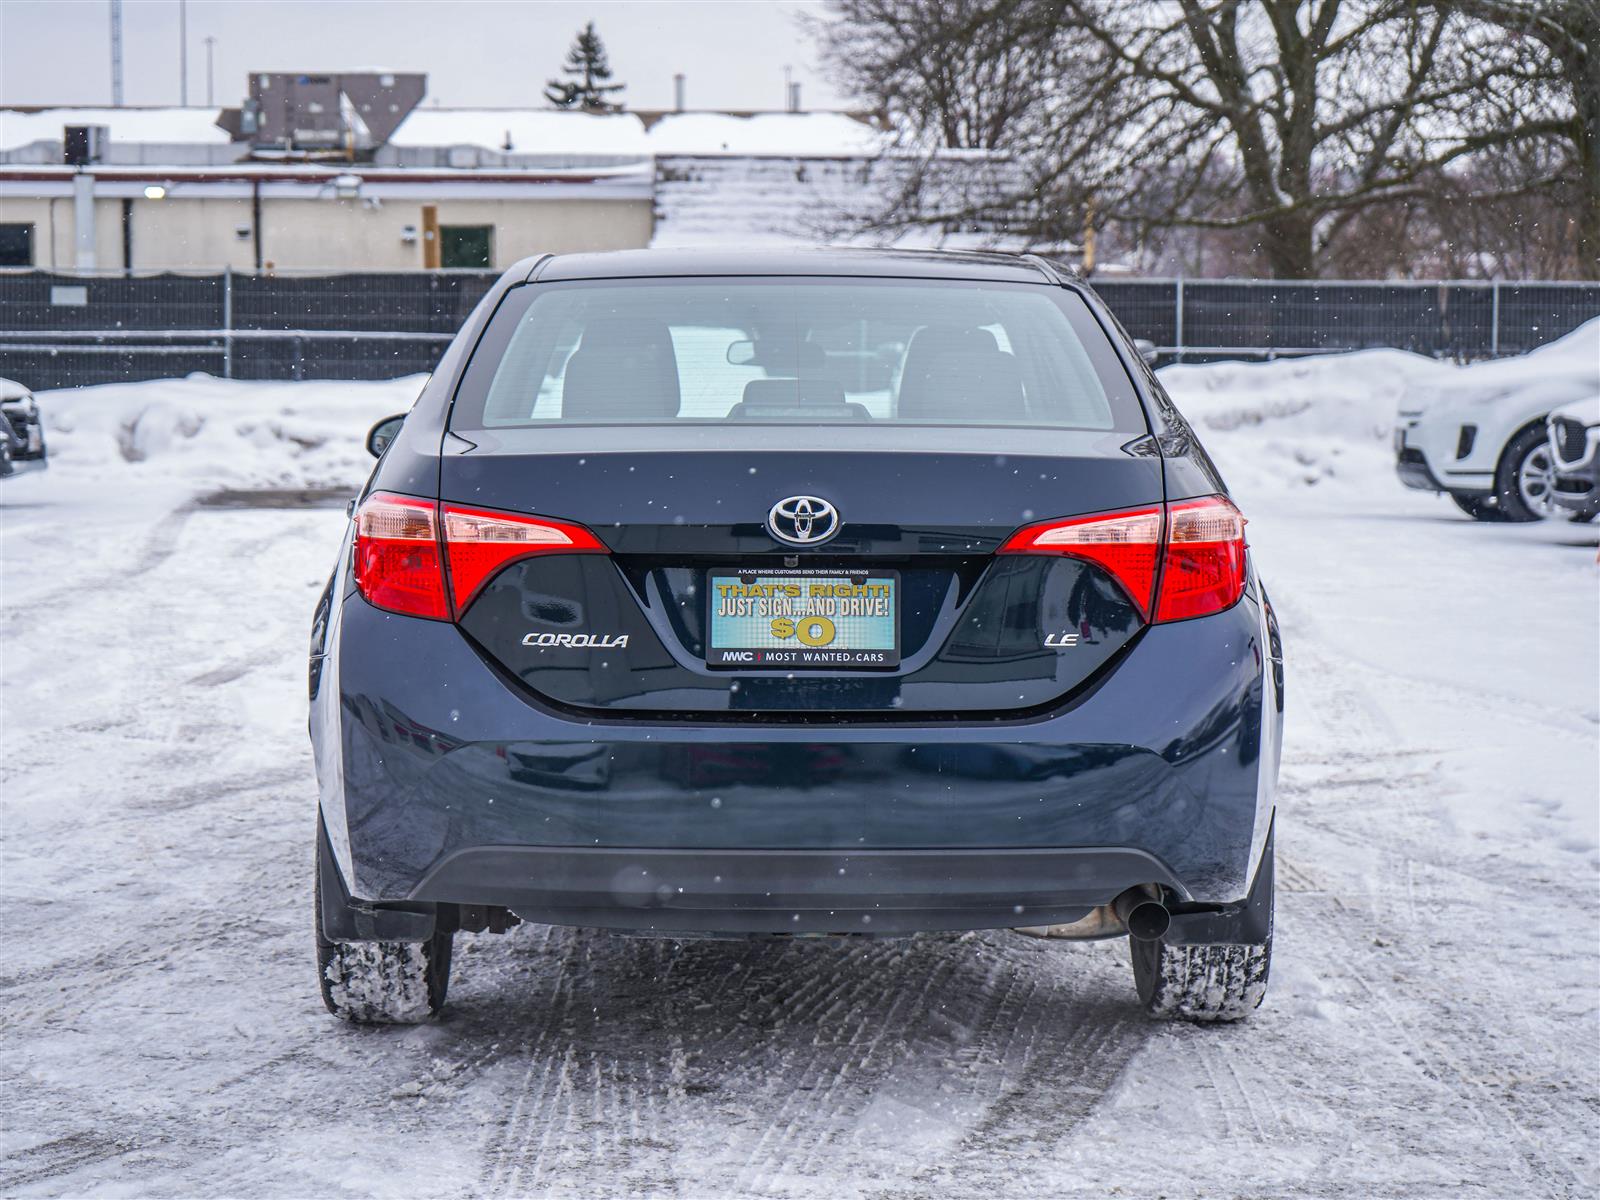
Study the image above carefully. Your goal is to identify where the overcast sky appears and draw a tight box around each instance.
[0,0,848,112]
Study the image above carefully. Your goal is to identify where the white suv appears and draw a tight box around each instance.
[1394,324,1600,522]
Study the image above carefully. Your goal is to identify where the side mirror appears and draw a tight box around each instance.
[726,339,758,367]
[1133,338,1159,365]
[366,413,406,459]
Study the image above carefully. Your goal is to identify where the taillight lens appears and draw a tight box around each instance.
[353,492,449,620]
[353,494,607,619]
[440,503,606,612]
[1000,495,1247,624]
[999,505,1163,618]
[1155,496,1247,622]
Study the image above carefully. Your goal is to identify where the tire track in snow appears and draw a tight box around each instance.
[1277,619,1595,1196]
[0,1131,140,1192]
[871,1001,1146,1199]
[729,936,972,1192]
[0,504,194,640]
[466,929,1155,1199]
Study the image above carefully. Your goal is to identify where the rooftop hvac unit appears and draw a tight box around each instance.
[224,71,426,155]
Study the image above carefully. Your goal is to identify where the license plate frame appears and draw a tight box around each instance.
[705,567,900,669]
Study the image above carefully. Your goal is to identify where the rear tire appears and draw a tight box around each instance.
[1130,938,1271,1021]
[1450,493,1507,521]
[314,831,452,1023]
[1130,836,1274,1022]
[1494,425,1560,522]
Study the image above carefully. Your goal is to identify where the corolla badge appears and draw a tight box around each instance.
[522,632,629,649]
[767,495,840,547]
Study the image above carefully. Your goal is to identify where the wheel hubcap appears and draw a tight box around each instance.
[1518,447,1559,518]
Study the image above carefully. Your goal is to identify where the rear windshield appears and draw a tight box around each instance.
[451,277,1146,432]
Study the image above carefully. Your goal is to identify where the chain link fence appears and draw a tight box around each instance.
[1,269,1596,390]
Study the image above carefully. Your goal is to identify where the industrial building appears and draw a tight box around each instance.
[0,70,950,273]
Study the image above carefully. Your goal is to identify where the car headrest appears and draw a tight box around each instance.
[560,318,681,420]
[897,324,1026,421]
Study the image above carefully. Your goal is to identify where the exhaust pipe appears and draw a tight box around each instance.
[1113,887,1171,942]
[1015,885,1173,941]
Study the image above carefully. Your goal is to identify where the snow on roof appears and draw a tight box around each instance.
[646,112,885,157]
[0,107,230,151]
[389,108,649,155]
[0,105,889,159]
[388,108,885,158]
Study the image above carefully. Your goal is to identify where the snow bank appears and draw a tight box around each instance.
[16,373,423,499]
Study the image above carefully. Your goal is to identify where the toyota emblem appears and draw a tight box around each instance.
[766,495,840,547]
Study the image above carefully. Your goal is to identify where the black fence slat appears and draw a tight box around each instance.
[230,271,497,334]
[0,271,223,333]
[1494,285,1600,354]
[1087,281,1176,345]
[1,270,1596,389]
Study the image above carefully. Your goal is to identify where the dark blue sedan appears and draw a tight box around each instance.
[309,249,1284,1024]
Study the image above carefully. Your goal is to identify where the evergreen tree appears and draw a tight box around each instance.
[544,22,626,113]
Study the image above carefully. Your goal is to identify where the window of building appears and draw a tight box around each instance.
[439,225,493,269]
[0,223,34,267]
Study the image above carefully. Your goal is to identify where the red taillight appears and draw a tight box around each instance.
[353,492,449,620]
[999,495,1247,624]
[1155,496,1247,623]
[353,493,606,619]
[999,505,1163,618]
[440,503,606,612]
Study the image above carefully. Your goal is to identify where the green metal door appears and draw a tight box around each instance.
[439,225,493,268]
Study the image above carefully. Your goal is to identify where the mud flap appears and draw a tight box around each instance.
[1163,818,1275,946]
[317,815,439,942]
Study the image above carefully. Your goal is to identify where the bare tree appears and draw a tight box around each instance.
[820,0,1592,277]
[1428,0,1599,270]
[816,0,1062,149]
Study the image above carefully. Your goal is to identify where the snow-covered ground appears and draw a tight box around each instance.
[1,340,1596,1197]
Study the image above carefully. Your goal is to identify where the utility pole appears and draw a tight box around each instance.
[109,0,124,107]
[204,35,216,106]
[179,0,188,106]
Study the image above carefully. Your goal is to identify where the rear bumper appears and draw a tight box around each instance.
[411,844,1181,935]
[312,581,1283,926]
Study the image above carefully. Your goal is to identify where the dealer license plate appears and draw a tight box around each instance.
[706,569,899,668]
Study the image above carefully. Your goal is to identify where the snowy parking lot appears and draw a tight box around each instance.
[2,345,1596,1197]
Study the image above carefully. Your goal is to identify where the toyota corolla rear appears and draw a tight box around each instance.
[310,251,1282,972]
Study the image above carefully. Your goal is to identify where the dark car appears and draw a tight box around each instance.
[0,376,47,477]
[309,249,1284,1025]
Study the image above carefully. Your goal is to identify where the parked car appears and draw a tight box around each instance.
[1393,335,1600,521]
[0,376,47,477]
[1394,391,1562,521]
[309,248,1284,1026]
[1546,398,1600,520]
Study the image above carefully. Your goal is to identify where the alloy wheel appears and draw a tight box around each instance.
[1516,445,1560,519]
